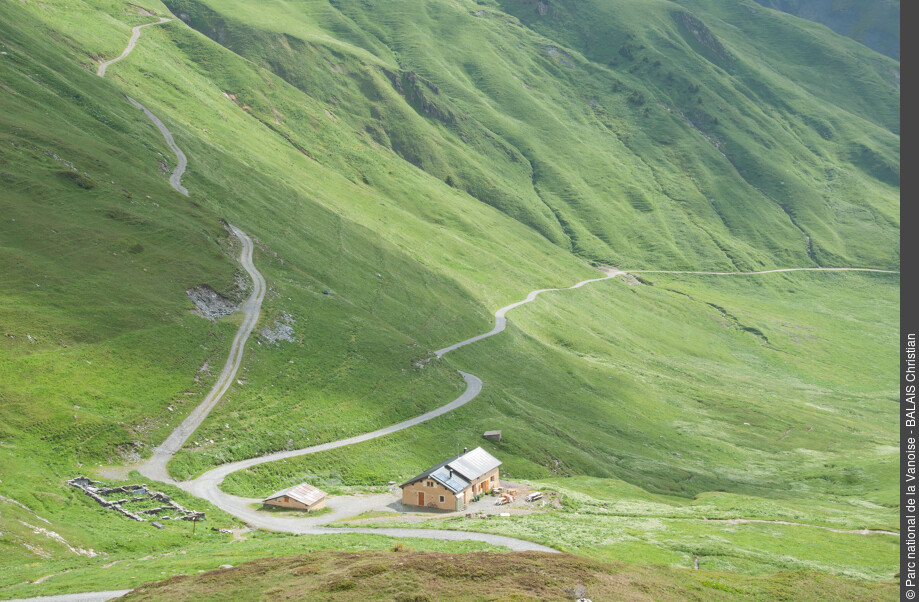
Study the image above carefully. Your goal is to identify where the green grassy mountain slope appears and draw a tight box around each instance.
[338,474,898,580]
[166,0,899,270]
[219,271,898,580]
[221,271,898,503]
[752,0,900,60]
[0,0,899,597]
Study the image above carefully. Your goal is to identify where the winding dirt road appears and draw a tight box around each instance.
[96,18,169,78]
[630,267,898,275]
[435,269,622,358]
[138,225,265,483]
[183,370,482,489]
[175,272,632,551]
[173,270,626,550]
[96,17,187,196]
[90,9,559,553]
[124,96,188,196]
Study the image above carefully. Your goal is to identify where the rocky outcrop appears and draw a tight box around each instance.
[186,284,238,320]
[383,69,456,125]
[259,311,296,345]
[672,11,734,68]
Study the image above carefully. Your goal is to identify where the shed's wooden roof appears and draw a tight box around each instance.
[264,483,327,506]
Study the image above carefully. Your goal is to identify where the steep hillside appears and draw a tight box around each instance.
[166,0,899,270]
[0,0,593,590]
[752,0,900,60]
[0,0,898,597]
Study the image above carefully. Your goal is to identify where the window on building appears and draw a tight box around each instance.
[440,495,445,503]
[490,475,495,482]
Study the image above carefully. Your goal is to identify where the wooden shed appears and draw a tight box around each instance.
[483,430,502,442]
[263,483,327,512]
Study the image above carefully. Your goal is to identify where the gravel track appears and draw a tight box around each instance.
[96,18,169,78]
[5,591,130,602]
[97,16,187,195]
[89,5,563,554]
[178,268,632,550]
[630,267,898,275]
[434,269,622,358]
[124,96,188,196]
[138,226,265,483]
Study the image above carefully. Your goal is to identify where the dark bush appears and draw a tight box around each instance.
[327,578,356,592]
[57,170,95,189]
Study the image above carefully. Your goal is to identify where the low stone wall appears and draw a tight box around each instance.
[68,476,204,525]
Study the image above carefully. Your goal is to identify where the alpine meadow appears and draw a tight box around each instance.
[0,0,899,600]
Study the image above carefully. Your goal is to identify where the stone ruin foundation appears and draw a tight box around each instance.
[68,476,204,526]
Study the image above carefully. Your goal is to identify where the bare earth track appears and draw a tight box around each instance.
[96,17,187,196]
[96,18,169,78]
[138,226,264,483]
[123,96,188,196]
[4,592,132,602]
[92,13,562,553]
[631,267,898,275]
[177,264,897,545]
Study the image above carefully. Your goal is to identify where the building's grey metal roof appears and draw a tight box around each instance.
[401,447,501,491]
[429,466,470,493]
[400,457,455,489]
[447,447,501,481]
[265,483,327,506]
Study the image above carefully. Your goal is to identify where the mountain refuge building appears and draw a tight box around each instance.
[400,447,501,511]
[262,483,327,512]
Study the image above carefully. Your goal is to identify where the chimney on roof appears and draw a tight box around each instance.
[463,447,468,454]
